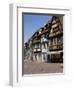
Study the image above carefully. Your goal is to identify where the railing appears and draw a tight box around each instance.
[37,29,49,36]
[49,44,63,50]
[49,30,63,38]
[33,39,41,43]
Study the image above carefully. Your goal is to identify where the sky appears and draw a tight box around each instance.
[23,14,52,43]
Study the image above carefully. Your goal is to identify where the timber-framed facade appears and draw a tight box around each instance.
[24,16,63,63]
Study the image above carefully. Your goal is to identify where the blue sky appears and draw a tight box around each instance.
[23,14,52,43]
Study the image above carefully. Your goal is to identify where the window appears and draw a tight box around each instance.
[59,24,63,30]
[42,43,46,49]
[60,36,63,44]
[52,38,57,45]
[34,44,40,49]
[49,40,51,45]
[58,36,63,44]
[35,44,38,48]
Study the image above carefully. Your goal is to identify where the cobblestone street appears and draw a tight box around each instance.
[24,60,63,74]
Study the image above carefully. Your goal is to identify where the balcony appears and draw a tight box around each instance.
[49,30,63,38]
[32,29,49,38]
[49,44,63,50]
[37,29,49,36]
[52,23,58,29]
[33,39,41,44]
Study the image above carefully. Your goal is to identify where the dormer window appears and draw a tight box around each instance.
[44,24,48,30]
[39,29,42,34]
[51,16,57,24]
[52,16,56,20]
[44,26,46,30]
[47,23,51,30]
[50,29,53,34]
